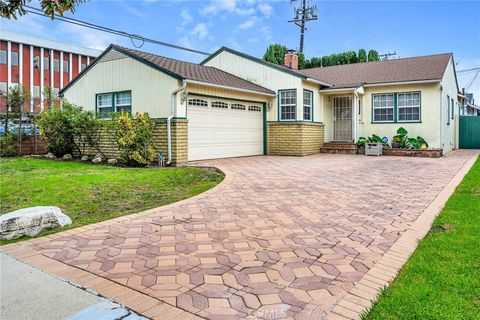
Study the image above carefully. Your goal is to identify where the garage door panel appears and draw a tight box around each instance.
[188,97,263,161]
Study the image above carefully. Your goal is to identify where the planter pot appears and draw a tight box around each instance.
[391,142,401,148]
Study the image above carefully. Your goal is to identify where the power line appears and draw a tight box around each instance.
[23,5,211,56]
[288,0,318,53]
[465,69,479,91]
[457,67,480,74]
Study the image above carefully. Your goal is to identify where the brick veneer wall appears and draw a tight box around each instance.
[79,119,188,166]
[267,122,325,156]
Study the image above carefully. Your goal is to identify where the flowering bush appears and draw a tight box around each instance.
[110,112,156,166]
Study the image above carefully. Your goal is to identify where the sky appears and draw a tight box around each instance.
[2,0,479,100]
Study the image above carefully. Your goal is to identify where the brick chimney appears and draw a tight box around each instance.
[284,49,298,70]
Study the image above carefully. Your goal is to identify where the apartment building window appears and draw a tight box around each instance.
[11,52,19,66]
[43,57,50,70]
[53,59,60,72]
[0,50,6,64]
[33,56,40,68]
[279,89,296,121]
[63,60,69,72]
[0,82,7,95]
[81,63,86,71]
[33,85,41,98]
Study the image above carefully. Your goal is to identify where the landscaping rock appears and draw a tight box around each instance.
[92,156,102,164]
[80,155,89,162]
[0,206,72,240]
[107,159,118,165]
[63,154,73,160]
[44,153,55,159]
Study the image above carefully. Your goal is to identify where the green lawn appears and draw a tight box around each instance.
[0,158,224,245]
[363,156,480,320]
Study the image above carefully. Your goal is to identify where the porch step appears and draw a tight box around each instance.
[320,142,358,155]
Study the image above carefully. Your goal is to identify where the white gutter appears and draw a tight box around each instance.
[306,78,332,87]
[319,87,356,93]
[167,79,187,166]
[363,79,440,87]
[185,79,276,97]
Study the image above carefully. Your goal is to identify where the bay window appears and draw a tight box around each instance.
[303,90,313,121]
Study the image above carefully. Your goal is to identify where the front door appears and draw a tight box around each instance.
[333,96,353,141]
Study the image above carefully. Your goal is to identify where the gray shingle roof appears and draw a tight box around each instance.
[113,45,275,95]
[298,53,452,88]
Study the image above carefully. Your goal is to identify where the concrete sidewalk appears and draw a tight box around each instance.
[0,253,147,320]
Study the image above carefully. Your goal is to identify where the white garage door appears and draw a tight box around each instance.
[187,96,264,161]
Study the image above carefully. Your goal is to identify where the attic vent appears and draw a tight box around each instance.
[100,49,128,63]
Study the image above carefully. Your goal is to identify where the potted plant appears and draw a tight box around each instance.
[392,127,407,148]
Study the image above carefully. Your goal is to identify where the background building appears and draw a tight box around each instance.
[0,31,102,112]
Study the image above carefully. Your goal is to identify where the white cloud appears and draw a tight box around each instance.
[258,3,273,16]
[261,26,272,41]
[248,38,260,43]
[227,38,242,51]
[190,23,209,40]
[236,18,256,32]
[180,8,193,26]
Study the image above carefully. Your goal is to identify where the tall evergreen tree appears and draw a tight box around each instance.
[358,49,367,62]
[368,50,379,62]
[263,44,287,65]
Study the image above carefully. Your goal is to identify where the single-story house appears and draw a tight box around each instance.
[60,44,460,165]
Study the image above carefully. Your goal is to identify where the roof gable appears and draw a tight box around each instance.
[299,53,452,88]
[201,46,310,80]
[61,45,275,96]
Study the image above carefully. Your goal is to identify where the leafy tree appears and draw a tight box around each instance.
[344,50,358,64]
[37,101,101,157]
[310,56,322,68]
[368,49,379,62]
[5,85,30,154]
[109,112,156,166]
[297,51,306,70]
[1,0,88,20]
[358,49,367,63]
[263,44,287,66]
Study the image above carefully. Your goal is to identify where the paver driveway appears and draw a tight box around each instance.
[2,151,476,320]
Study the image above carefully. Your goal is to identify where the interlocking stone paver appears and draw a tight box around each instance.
[1,151,476,320]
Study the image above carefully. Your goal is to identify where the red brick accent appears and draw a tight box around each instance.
[357,147,443,158]
[284,51,299,70]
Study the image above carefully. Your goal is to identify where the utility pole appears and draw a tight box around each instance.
[288,0,318,53]
[378,52,397,61]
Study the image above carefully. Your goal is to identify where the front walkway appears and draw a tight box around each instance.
[1,150,477,320]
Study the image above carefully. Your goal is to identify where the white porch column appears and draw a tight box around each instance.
[7,41,11,88]
[69,53,73,81]
[19,43,23,85]
[353,95,358,142]
[78,54,81,74]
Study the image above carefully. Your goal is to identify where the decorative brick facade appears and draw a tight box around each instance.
[79,119,188,166]
[267,122,325,156]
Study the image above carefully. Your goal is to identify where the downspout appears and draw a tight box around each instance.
[167,79,187,166]
[440,85,443,149]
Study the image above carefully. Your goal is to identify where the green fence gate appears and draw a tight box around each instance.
[459,116,480,149]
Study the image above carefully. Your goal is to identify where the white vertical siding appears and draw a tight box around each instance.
[62,50,179,119]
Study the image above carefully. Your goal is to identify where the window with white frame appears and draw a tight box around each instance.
[188,98,208,107]
[397,92,420,122]
[303,90,312,121]
[33,56,40,68]
[115,92,132,113]
[53,59,60,72]
[372,93,394,122]
[279,89,296,120]
[33,85,41,98]
[96,91,131,118]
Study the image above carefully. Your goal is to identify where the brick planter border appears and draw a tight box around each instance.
[357,147,443,158]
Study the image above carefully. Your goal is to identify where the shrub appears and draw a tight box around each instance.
[36,101,101,157]
[392,127,429,150]
[109,112,156,166]
[0,131,18,157]
[356,134,388,148]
